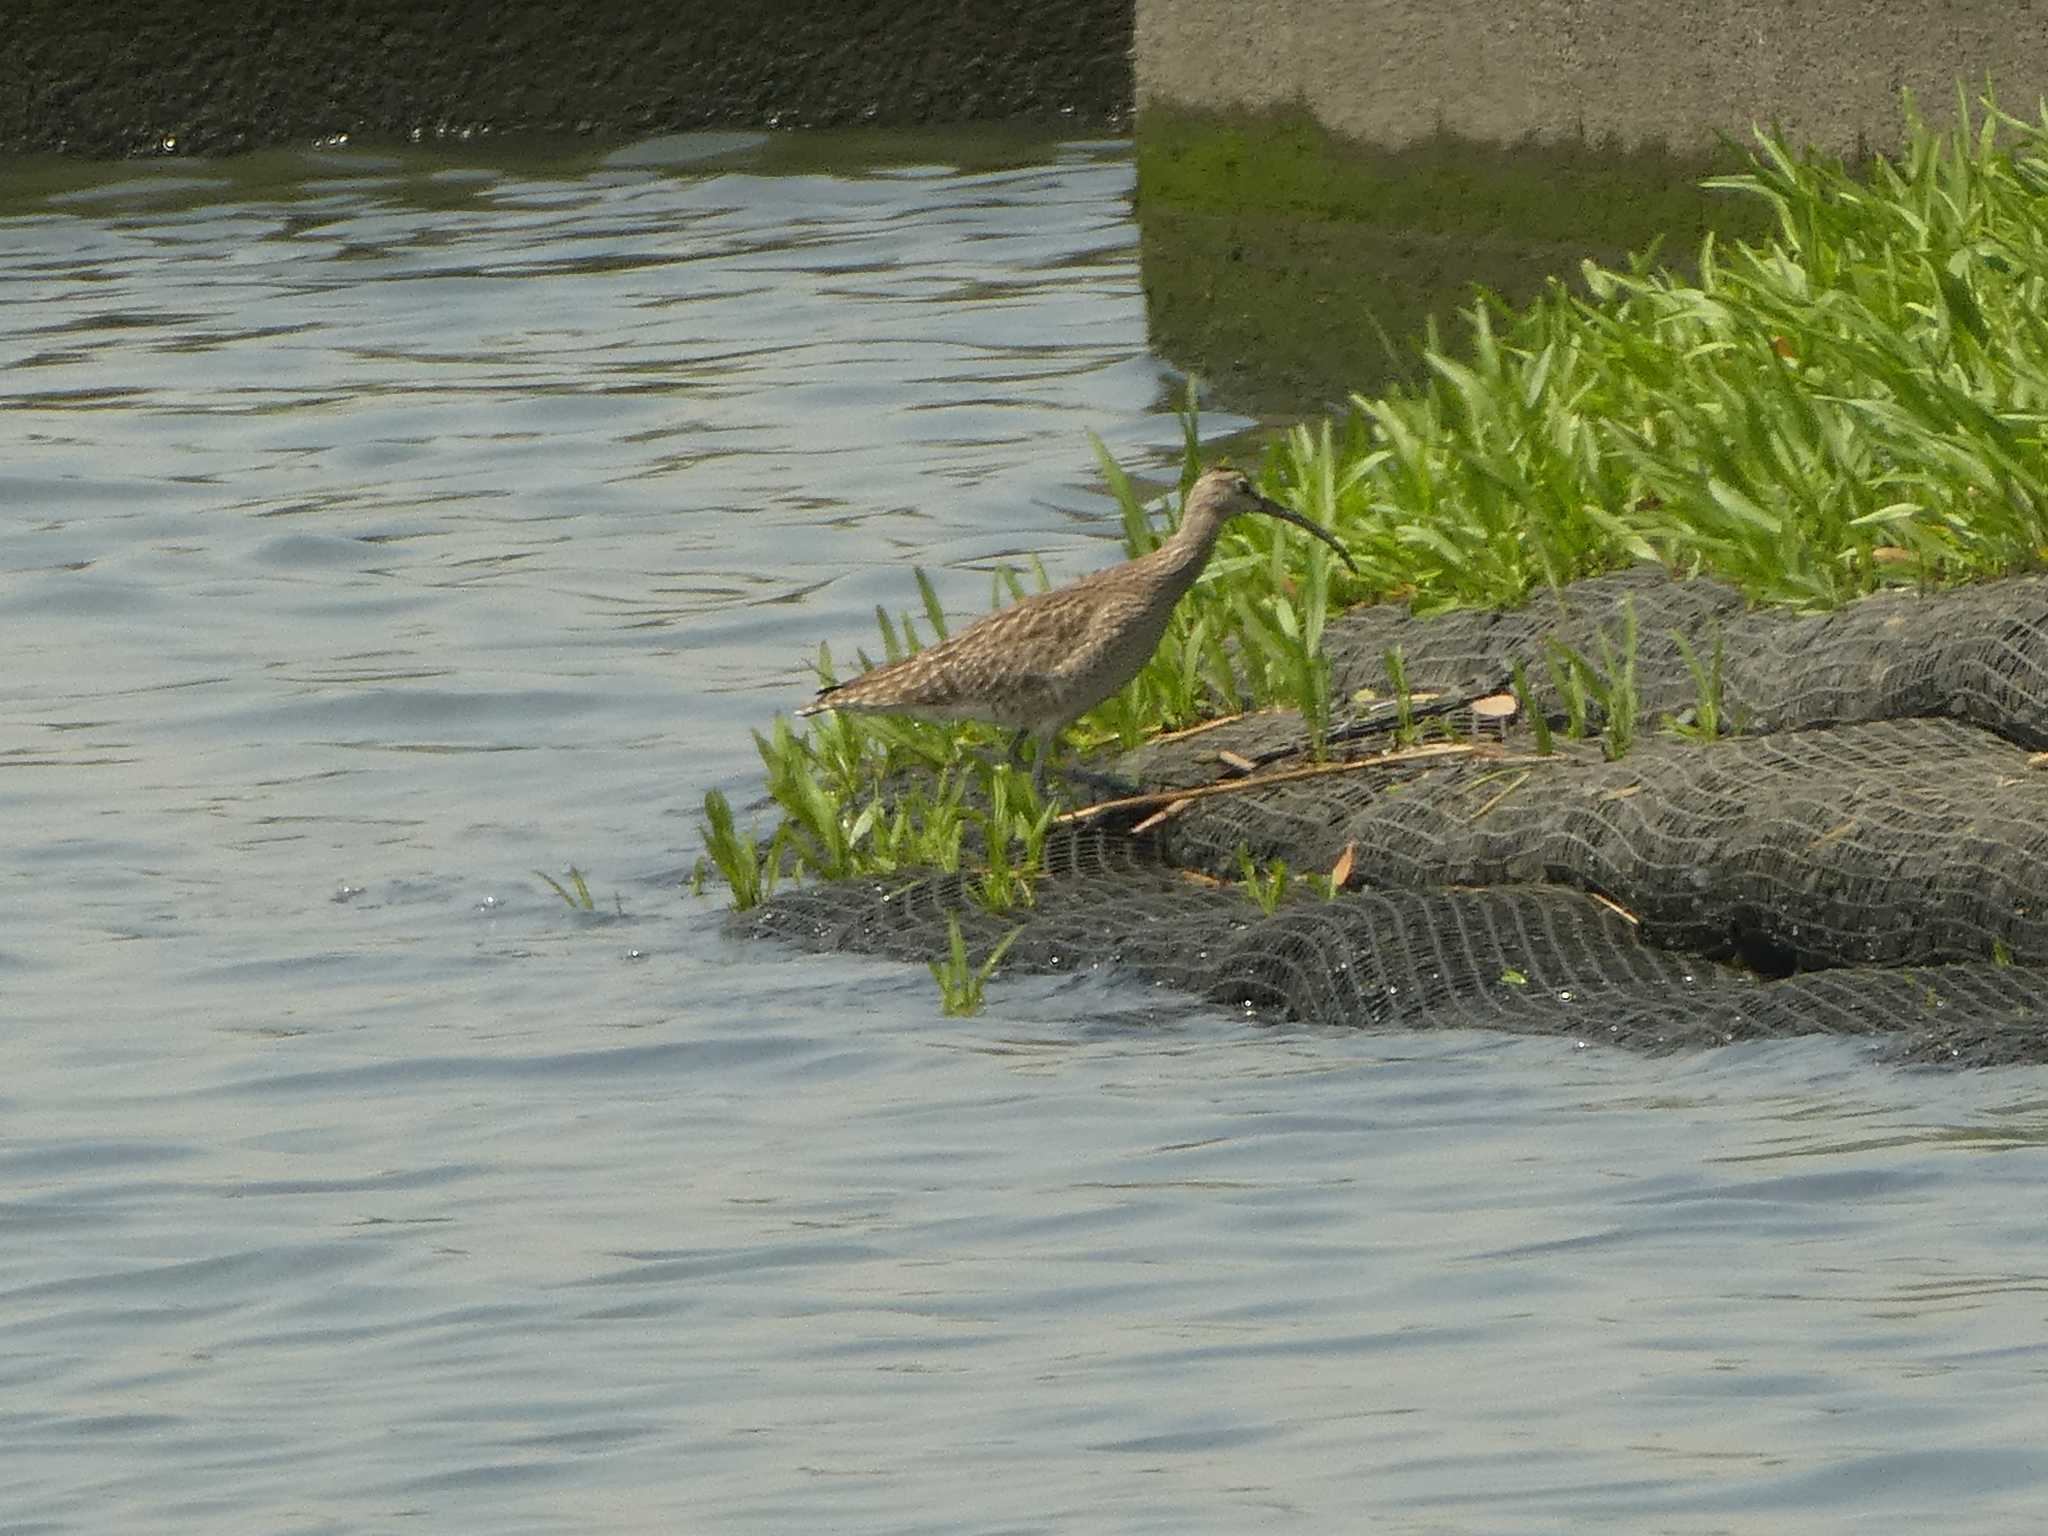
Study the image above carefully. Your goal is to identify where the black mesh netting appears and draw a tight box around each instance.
[1321,568,2048,749]
[738,573,2048,1065]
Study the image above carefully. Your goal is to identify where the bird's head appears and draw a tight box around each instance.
[1182,466,1357,572]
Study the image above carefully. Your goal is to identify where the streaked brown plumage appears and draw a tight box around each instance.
[798,466,1356,787]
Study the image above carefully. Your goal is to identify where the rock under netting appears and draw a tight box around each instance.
[740,572,2048,1065]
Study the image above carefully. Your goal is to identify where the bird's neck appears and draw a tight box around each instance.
[1148,510,1224,593]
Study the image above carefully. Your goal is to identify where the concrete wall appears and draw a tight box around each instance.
[1138,0,2041,153]
[3,0,1133,158]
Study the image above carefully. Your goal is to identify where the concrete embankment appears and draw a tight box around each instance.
[1137,0,2040,156]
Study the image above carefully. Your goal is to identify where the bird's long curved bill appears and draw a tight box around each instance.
[1252,494,1359,573]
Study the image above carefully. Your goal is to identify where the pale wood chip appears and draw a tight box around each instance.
[1587,891,1641,926]
[1130,797,1195,835]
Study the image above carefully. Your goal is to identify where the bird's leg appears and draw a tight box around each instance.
[1061,761,1144,799]
[1028,730,1140,803]
[1049,728,1141,801]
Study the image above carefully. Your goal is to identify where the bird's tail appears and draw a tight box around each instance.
[795,681,842,718]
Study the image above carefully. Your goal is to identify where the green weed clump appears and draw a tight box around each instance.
[1236,845,1293,916]
[1510,659,1554,755]
[930,916,1022,1017]
[698,90,2048,912]
[1286,90,2048,614]
[537,866,625,917]
[1670,626,1733,741]
[971,767,1054,913]
[1546,597,1642,760]
[695,790,778,909]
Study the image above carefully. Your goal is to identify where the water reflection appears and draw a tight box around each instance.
[1134,108,1775,414]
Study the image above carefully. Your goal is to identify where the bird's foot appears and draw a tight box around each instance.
[1059,762,1143,799]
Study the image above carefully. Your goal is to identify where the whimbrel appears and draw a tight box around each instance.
[797,466,1357,789]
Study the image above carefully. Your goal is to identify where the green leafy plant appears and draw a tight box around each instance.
[1545,643,1592,740]
[930,915,1023,1016]
[1510,657,1554,755]
[536,865,596,910]
[1236,843,1292,916]
[536,865,623,916]
[1595,598,1640,760]
[1545,600,1640,760]
[1383,644,1417,745]
[971,767,1054,913]
[696,790,778,909]
[1668,625,1731,741]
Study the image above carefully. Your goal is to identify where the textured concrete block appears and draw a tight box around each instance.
[1138,0,2042,153]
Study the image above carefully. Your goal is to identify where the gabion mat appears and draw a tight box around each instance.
[741,573,2048,1065]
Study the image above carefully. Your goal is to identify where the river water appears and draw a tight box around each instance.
[3,130,2046,1535]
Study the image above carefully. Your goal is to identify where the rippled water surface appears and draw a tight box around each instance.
[4,132,2047,1535]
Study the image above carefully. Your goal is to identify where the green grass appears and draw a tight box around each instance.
[930,916,1023,1017]
[1669,626,1733,742]
[1544,597,1642,760]
[536,865,623,916]
[700,89,2048,907]
[970,766,1055,913]
[1382,645,1417,746]
[1236,844,1293,916]
[536,866,596,909]
[695,790,778,908]
[1511,659,1554,755]
[1303,90,2048,614]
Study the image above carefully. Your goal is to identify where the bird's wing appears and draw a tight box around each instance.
[997,588,1160,724]
[924,591,1099,724]
[1068,587,1159,675]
